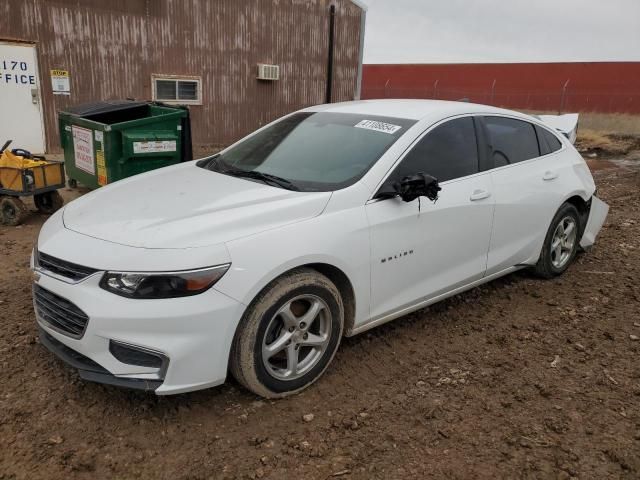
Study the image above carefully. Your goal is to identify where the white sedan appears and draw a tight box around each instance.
[32,100,608,397]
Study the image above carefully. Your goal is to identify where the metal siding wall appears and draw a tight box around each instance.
[362,63,640,114]
[331,1,362,102]
[0,0,362,152]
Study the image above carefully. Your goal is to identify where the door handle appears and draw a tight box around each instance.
[543,170,558,181]
[470,189,491,201]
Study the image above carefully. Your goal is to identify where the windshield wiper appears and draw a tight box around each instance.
[224,168,300,191]
[203,155,300,191]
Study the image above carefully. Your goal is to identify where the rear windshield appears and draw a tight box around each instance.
[201,112,416,191]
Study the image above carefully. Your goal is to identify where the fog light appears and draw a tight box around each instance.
[109,341,166,369]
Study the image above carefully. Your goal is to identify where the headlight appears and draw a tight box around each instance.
[99,264,230,299]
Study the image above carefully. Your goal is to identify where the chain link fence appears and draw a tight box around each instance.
[363,85,640,114]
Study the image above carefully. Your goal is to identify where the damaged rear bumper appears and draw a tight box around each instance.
[580,196,609,249]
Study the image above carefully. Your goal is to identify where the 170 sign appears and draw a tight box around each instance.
[1,60,29,71]
[0,58,36,86]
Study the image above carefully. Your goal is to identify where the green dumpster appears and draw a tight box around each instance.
[58,100,192,189]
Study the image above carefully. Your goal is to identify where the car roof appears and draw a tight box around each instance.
[304,99,530,122]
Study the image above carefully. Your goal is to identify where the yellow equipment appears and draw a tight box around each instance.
[0,149,61,191]
[0,140,66,226]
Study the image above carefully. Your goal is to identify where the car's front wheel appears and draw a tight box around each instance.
[534,202,581,278]
[230,268,344,398]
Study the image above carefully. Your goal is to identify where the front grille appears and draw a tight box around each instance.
[33,285,89,338]
[37,251,98,282]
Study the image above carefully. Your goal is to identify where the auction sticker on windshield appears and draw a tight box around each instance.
[354,119,402,135]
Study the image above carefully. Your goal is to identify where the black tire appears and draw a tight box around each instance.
[230,268,344,398]
[534,202,581,278]
[0,196,28,226]
[34,191,64,214]
[67,179,78,189]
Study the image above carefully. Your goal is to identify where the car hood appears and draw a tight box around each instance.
[63,162,332,249]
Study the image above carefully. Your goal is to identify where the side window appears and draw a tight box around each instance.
[388,117,479,184]
[152,75,202,105]
[484,117,540,167]
[535,125,563,155]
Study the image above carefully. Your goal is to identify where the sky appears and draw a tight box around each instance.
[359,0,640,64]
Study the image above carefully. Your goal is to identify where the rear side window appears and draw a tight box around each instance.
[535,125,563,155]
[484,117,540,167]
[388,117,479,184]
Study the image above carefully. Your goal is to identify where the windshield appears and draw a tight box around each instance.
[200,112,416,191]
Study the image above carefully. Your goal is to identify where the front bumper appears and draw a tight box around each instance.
[33,270,246,395]
[39,327,163,391]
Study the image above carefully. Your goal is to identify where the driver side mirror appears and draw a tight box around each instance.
[380,173,441,203]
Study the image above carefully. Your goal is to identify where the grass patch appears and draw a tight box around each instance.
[523,110,640,136]
[578,113,640,135]
[522,110,640,155]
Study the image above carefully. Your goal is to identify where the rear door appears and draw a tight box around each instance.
[366,116,495,321]
[482,116,567,274]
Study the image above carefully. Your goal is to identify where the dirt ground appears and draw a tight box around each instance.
[1,138,639,479]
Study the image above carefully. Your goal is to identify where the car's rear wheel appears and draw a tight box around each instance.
[230,268,344,398]
[534,202,580,278]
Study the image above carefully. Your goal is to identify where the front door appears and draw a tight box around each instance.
[366,116,495,321]
[0,41,45,153]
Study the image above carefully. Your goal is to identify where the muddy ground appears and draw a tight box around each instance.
[1,140,639,479]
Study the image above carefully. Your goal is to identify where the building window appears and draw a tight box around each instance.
[152,75,202,104]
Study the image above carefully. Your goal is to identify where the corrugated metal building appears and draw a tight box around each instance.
[362,62,640,114]
[0,0,366,153]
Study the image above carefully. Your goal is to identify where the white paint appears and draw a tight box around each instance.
[71,125,95,174]
[367,172,494,320]
[62,163,331,249]
[0,41,45,153]
[34,100,607,396]
[538,114,579,144]
[486,146,570,274]
[580,196,609,249]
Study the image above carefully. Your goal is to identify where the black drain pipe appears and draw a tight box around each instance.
[326,4,336,103]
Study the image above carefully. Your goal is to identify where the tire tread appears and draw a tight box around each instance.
[534,202,580,279]
[230,268,343,398]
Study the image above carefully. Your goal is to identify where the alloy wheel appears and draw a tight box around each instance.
[550,216,577,269]
[261,295,332,381]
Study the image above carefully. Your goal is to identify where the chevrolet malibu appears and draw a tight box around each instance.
[32,100,608,397]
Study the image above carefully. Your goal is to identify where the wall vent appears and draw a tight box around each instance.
[257,64,280,81]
